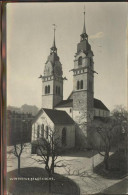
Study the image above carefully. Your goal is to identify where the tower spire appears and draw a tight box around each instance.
[82,5,86,34]
[81,6,88,41]
[51,24,57,52]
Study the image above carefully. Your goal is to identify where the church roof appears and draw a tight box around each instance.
[44,109,74,124]
[94,98,109,111]
[32,108,74,125]
[55,99,73,108]
[55,92,109,111]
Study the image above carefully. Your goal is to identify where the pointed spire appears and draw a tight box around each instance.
[81,6,88,41]
[82,5,86,34]
[52,24,56,48]
[51,24,57,53]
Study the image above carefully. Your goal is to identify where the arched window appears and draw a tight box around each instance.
[62,128,66,146]
[37,125,40,138]
[77,81,79,90]
[46,126,49,139]
[45,86,47,94]
[81,80,83,89]
[78,56,82,66]
[41,124,44,137]
[48,85,50,93]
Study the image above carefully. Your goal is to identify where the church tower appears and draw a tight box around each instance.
[72,10,94,125]
[42,25,63,109]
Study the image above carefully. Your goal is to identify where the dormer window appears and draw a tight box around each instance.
[78,56,82,66]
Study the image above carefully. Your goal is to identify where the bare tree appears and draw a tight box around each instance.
[8,120,30,175]
[112,106,128,155]
[8,135,27,175]
[31,125,63,176]
[31,125,65,193]
[88,106,128,171]
[89,117,119,170]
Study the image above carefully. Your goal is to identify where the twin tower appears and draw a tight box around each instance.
[41,12,94,124]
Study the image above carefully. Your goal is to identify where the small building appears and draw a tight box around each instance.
[31,108,75,152]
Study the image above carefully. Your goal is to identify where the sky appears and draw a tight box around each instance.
[7,2,127,111]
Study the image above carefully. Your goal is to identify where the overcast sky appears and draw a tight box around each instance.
[7,2,127,111]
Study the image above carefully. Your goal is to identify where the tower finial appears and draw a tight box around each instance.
[51,24,57,50]
[83,5,86,34]
[80,6,88,41]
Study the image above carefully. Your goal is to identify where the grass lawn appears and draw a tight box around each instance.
[7,167,80,195]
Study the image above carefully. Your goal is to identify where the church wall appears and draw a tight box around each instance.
[31,111,75,149]
[94,108,109,117]
[53,79,63,96]
[42,79,54,109]
[75,123,88,148]
[73,90,87,111]
[31,111,54,141]
[42,95,53,109]
[73,73,87,90]
[55,124,75,148]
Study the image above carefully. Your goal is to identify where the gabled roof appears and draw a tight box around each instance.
[55,99,73,108]
[55,91,109,111]
[32,108,75,125]
[94,98,109,111]
[43,109,74,124]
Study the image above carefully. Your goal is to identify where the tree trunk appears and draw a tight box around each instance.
[104,152,109,170]
[18,156,21,175]
[51,158,54,174]
[51,165,54,174]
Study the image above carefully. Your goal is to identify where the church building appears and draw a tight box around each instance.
[31,11,109,150]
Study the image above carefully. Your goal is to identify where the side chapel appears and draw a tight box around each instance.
[31,11,109,150]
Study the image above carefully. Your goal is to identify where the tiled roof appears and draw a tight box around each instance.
[55,93,109,111]
[43,109,74,124]
[94,98,109,111]
[55,99,73,108]
[32,108,74,125]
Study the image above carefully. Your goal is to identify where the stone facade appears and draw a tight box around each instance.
[73,35,94,125]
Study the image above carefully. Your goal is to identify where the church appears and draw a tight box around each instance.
[31,11,110,150]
